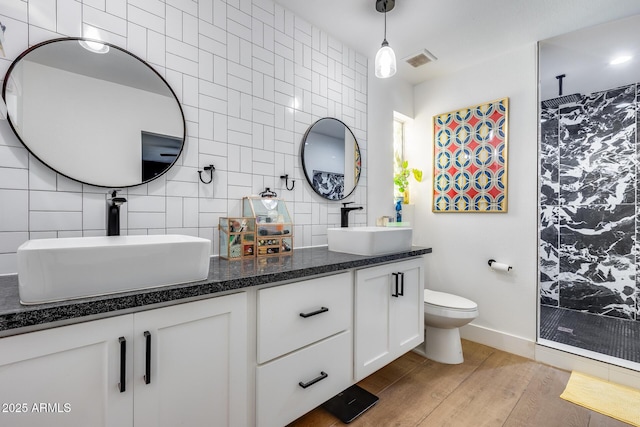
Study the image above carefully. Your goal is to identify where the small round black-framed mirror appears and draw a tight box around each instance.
[2,37,185,188]
[300,117,362,200]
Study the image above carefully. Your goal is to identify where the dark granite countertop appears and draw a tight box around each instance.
[0,246,431,336]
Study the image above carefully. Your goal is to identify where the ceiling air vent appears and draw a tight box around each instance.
[404,49,437,68]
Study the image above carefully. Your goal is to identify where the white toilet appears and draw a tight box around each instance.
[423,289,479,364]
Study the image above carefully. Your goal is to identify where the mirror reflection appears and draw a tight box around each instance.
[2,38,185,188]
[301,118,361,200]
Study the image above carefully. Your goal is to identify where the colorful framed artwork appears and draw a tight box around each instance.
[433,97,509,212]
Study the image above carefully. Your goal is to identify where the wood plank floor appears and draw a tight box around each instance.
[288,340,631,427]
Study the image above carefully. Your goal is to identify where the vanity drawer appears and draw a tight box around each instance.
[256,330,352,427]
[257,272,352,363]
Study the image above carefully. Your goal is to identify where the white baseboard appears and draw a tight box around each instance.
[458,324,640,389]
[459,323,535,359]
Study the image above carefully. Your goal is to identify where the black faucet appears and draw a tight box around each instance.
[107,191,127,236]
[340,202,363,227]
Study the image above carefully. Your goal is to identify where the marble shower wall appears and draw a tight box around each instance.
[539,84,638,320]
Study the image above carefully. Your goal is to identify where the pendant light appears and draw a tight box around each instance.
[375,0,396,79]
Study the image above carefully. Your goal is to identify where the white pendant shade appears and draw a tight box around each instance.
[375,44,397,78]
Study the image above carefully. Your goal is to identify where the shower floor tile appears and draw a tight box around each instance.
[540,305,640,363]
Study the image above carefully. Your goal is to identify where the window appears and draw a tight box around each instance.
[393,116,405,198]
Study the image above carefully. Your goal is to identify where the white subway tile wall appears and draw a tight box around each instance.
[0,0,367,274]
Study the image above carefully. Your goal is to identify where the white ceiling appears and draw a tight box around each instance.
[273,0,640,86]
[539,14,640,101]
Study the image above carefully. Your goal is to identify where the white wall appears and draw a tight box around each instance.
[22,61,182,187]
[302,133,344,175]
[367,69,414,225]
[0,0,368,274]
[412,45,539,346]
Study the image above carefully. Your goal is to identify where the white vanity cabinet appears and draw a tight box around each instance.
[255,272,353,427]
[0,315,133,427]
[0,252,428,427]
[133,292,248,427]
[0,292,247,427]
[354,257,425,381]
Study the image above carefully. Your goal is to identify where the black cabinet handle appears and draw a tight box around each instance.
[299,307,329,318]
[391,272,400,297]
[399,272,405,296]
[118,337,126,393]
[299,371,328,389]
[144,331,151,385]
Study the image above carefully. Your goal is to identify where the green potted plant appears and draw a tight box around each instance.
[394,156,423,204]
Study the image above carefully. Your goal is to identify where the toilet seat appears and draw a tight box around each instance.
[424,289,477,312]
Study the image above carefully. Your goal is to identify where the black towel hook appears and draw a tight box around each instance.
[280,174,295,191]
[198,164,215,184]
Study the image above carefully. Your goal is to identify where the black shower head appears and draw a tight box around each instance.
[541,93,582,108]
[541,73,582,108]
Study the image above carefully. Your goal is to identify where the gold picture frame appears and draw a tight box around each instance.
[432,97,509,212]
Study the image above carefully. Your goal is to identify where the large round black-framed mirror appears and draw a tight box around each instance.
[300,118,362,201]
[2,37,186,188]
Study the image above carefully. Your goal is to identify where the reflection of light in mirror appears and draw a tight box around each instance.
[4,76,21,127]
[79,39,109,54]
[610,55,632,65]
[80,26,109,54]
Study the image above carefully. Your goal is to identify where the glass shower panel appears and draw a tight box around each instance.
[538,15,640,366]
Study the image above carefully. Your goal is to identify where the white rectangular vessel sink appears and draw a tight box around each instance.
[327,226,413,256]
[17,235,211,305]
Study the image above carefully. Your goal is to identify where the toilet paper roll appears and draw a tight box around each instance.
[489,261,511,272]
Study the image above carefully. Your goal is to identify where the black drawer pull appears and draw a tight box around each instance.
[299,307,329,318]
[118,336,126,393]
[399,272,405,296]
[144,331,151,385]
[299,371,328,389]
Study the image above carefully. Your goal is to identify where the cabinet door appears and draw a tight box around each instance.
[391,258,424,357]
[354,263,393,381]
[0,315,134,427]
[354,258,425,381]
[133,292,247,427]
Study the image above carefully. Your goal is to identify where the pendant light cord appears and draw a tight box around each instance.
[383,4,388,43]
